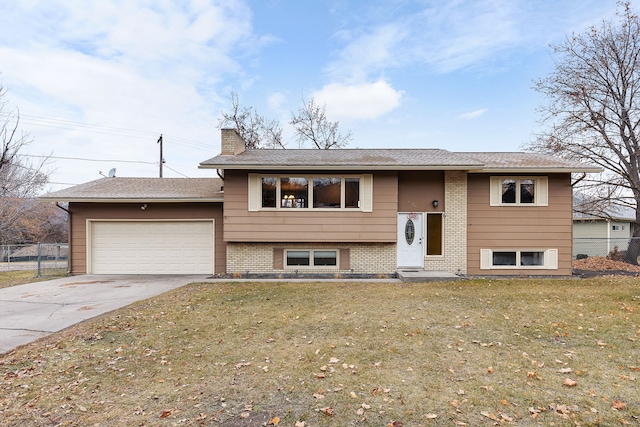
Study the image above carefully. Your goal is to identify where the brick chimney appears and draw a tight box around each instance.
[220,128,246,155]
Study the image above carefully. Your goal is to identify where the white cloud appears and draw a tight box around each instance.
[325,0,616,81]
[459,108,488,119]
[0,0,262,190]
[312,80,403,120]
[326,24,408,82]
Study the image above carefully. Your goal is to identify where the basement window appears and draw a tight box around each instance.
[285,249,338,268]
[480,249,558,269]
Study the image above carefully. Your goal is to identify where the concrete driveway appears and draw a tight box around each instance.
[0,275,207,354]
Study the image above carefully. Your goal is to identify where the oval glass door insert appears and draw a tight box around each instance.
[405,219,415,245]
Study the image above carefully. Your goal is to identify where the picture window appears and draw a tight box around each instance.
[258,175,362,210]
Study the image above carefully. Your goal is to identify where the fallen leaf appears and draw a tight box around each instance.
[425,413,438,419]
[557,368,572,374]
[313,393,325,399]
[481,411,500,421]
[268,416,280,425]
[294,422,306,427]
[612,400,627,410]
[159,409,174,418]
[563,378,577,387]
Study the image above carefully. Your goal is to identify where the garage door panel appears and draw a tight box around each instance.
[90,221,214,274]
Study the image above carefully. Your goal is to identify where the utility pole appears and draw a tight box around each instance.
[157,134,163,178]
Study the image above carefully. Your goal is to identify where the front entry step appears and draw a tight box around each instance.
[397,270,461,282]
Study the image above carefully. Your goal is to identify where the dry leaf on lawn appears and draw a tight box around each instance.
[268,416,280,425]
[612,400,626,410]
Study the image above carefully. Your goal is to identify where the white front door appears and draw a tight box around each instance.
[397,213,424,268]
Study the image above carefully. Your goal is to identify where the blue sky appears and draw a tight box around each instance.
[0,0,620,191]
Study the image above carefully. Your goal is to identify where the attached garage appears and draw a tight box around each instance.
[89,220,214,274]
[39,177,226,275]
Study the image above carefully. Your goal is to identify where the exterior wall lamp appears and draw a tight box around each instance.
[432,200,439,208]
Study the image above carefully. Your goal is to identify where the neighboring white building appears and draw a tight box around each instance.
[573,200,636,258]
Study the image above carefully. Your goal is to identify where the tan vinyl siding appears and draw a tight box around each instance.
[223,170,398,242]
[467,173,573,275]
[397,170,444,212]
[68,202,225,275]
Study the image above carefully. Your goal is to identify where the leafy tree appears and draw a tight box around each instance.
[530,1,640,263]
[1,83,52,244]
[218,92,351,149]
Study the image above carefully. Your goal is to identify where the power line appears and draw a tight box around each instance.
[1,112,215,151]
[23,154,156,165]
[162,164,190,178]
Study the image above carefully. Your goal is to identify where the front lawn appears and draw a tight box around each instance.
[1,278,639,426]
[0,269,66,289]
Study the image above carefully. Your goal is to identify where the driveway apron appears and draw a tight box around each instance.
[0,275,205,354]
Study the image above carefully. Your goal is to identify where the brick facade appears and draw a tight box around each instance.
[424,170,467,274]
[226,242,396,276]
[220,128,246,155]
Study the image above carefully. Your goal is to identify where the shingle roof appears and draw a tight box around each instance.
[199,149,601,172]
[459,152,601,172]
[199,149,485,170]
[39,177,224,202]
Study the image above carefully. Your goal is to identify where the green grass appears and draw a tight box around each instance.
[0,269,66,289]
[1,278,639,426]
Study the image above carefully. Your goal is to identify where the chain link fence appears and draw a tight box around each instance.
[0,243,68,277]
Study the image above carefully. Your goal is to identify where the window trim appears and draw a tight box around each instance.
[480,248,558,270]
[284,248,339,269]
[426,212,444,257]
[248,173,373,212]
[489,176,548,207]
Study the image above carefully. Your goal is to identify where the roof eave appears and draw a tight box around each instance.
[38,197,224,203]
[199,164,485,171]
[469,167,603,174]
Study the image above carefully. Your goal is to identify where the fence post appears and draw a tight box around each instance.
[37,242,42,278]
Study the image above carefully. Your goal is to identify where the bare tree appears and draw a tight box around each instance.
[219,92,352,150]
[1,83,50,244]
[290,97,352,149]
[529,1,640,263]
[217,92,284,149]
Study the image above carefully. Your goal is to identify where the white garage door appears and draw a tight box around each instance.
[90,221,214,274]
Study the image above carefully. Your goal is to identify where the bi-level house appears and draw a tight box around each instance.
[41,128,600,277]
